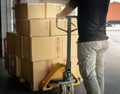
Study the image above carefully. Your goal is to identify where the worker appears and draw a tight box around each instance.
[56,0,110,94]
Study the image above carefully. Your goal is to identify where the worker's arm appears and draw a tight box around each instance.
[56,3,75,18]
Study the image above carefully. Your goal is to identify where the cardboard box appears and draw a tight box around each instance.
[21,57,81,91]
[50,19,67,36]
[16,19,50,37]
[21,59,53,91]
[15,3,45,19]
[26,83,40,91]
[21,59,52,84]
[7,32,16,54]
[22,36,63,61]
[9,54,21,77]
[45,3,62,18]
[15,34,23,57]
[50,19,78,36]
[63,35,78,57]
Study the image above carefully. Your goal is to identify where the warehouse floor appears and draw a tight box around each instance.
[0,31,120,94]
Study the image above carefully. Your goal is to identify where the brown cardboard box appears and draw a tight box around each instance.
[45,3,62,18]
[50,19,78,36]
[9,54,21,77]
[21,57,81,91]
[21,60,52,84]
[7,32,16,54]
[15,34,23,57]
[16,19,50,37]
[50,19,67,36]
[27,83,40,91]
[22,36,63,61]
[21,59,54,91]
[15,3,45,19]
[63,35,78,57]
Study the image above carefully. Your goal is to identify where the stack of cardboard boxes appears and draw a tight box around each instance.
[5,32,21,77]
[5,3,81,91]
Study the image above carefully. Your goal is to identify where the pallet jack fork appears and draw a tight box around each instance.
[39,16,81,94]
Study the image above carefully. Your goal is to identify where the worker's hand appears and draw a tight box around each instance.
[56,13,64,19]
[56,3,74,19]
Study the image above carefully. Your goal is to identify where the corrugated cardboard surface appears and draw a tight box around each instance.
[15,3,45,19]
[50,19,67,36]
[22,36,29,59]
[21,59,53,91]
[16,56,21,77]
[63,35,78,57]
[30,83,40,91]
[16,18,77,37]
[21,57,81,85]
[22,36,63,61]
[15,3,62,19]
[50,19,78,36]
[7,32,16,54]
[15,34,23,57]
[21,59,52,84]
[16,19,50,37]
[16,20,29,36]
[9,54,21,77]
[45,3,62,18]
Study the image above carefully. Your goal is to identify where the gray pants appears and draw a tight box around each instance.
[77,40,109,94]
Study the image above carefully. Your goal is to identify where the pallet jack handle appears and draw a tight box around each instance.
[56,16,78,72]
[56,16,78,94]
[39,16,80,93]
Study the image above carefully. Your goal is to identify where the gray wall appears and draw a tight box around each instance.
[1,0,7,56]
[0,0,14,56]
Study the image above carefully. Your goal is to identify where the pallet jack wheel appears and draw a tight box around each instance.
[66,84,74,94]
[59,84,66,94]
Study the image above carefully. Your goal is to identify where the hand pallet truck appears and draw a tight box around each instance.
[39,16,81,94]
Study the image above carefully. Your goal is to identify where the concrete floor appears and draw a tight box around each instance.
[104,31,120,94]
[0,31,120,94]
